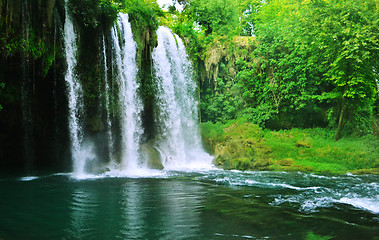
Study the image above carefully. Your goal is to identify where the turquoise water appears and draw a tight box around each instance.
[0,170,378,239]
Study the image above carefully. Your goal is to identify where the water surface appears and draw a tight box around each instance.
[0,170,378,239]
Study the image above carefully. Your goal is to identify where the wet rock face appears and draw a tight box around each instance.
[0,0,69,174]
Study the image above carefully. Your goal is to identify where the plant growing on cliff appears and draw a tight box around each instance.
[69,0,121,28]
[125,0,162,31]
[124,0,162,51]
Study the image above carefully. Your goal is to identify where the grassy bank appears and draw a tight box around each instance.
[201,118,379,174]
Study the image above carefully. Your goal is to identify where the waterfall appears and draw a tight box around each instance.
[102,35,115,166]
[152,26,213,170]
[64,0,94,176]
[110,13,144,170]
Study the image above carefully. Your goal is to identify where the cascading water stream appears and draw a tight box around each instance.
[102,36,115,165]
[110,13,144,171]
[64,0,94,176]
[152,26,213,170]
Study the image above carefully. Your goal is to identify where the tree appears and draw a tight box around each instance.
[254,0,379,137]
[186,0,239,35]
[293,0,379,139]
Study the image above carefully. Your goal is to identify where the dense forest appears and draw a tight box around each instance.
[0,0,378,174]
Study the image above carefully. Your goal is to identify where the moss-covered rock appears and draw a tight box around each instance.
[202,118,272,171]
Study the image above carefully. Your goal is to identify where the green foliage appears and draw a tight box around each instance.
[69,0,101,28]
[186,0,239,36]
[125,0,162,51]
[125,0,162,32]
[236,0,262,36]
[283,0,379,139]
[0,33,23,57]
[200,77,243,123]
[193,0,378,137]
[122,0,162,112]
[69,0,121,28]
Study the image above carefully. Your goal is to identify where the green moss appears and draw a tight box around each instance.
[201,118,379,174]
[202,118,271,170]
[305,232,332,240]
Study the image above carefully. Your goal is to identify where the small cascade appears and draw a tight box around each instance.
[152,26,213,169]
[64,0,94,176]
[110,13,144,170]
[101,35,115,165]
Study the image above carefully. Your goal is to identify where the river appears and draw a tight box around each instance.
[0,170,378,239]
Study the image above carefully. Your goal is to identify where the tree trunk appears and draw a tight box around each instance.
[335,99,346,141]
[335,62,351,141]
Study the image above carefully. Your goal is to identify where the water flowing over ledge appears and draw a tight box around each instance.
[110,13,143,171]
[152,26,213,170]
[63,10,213,178]
[64,0,95,177]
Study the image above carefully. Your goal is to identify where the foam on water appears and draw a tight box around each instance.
[202,171,379,214]
[70,168,168,180]
[19,176,39,181]
[38,167,379,215]
[104,168,167,179]
[338,197,379,214]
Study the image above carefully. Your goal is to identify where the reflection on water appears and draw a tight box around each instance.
[158,182,203,238]
[66,179,205,239]
[0,171,378,240]
[121,182,144,239]
[70,188,97,238]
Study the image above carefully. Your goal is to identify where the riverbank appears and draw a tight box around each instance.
[201,118,379,175]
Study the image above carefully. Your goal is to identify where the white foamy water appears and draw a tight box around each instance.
[152,26,213,170]
[338,196,379,214]
[198,171,379,214]
[101,35,115,164]
[110,13,144,171]
[19,176,39,181]
[64,0,95,177]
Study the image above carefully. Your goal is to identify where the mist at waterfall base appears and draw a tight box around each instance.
[1,171,378,239]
